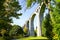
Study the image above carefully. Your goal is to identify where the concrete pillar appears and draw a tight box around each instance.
[29,19,34,36]
[36,11,43,36]
[36,13,41,36]
[35,5,43,36]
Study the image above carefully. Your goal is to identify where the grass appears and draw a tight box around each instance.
[0,36,48,40]
[17,36,48,40]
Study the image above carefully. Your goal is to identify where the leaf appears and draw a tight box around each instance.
[55,0,60,2]
[26,0,32,7]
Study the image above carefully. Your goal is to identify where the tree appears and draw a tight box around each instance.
[50,0,60,39]
[9,25,24,38]
[42,14,54,40]
[0,0,22,23]
[41,0,60,39]
[0,0,22,40]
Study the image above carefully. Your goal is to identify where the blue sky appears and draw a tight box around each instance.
[12,0,48,29]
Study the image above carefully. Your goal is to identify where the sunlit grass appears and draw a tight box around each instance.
[17,36,48,40]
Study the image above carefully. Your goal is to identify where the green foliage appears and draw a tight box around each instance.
[0,0,22,24]
[26,0,36,8]
[38,0,42,4]
[0,0,22,40]
[50,1,60,39]
[9,25,24,38]
[3,0,22,19]
[55,0,60,3]
[42,14,54,40]
[40,3,46,14]
[26,0,33,7]
[26,0,43,8]
[41,0,60,39]
[44,0,48,4]
[9,25,23,36]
